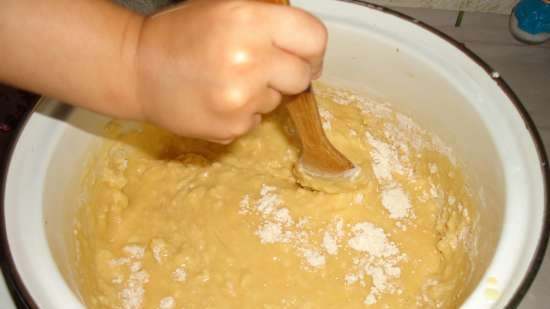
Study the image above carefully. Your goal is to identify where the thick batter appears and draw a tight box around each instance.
[74,84,478,309]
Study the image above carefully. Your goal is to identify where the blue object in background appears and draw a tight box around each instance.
[510,0,550,43]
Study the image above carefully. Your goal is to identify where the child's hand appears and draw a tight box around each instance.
[0,0,326,143]
[134,0,327,143]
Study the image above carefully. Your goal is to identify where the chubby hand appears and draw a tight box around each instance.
[134,0,327,143]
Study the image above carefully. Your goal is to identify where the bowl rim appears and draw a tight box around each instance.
[0,1,548,308]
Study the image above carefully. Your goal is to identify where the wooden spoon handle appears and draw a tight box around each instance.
[285,88,325,154]
[285,87,326,153]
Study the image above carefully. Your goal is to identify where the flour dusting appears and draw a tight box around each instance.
[381,186,412,220]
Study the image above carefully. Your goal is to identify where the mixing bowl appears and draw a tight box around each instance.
[1,0,548,308]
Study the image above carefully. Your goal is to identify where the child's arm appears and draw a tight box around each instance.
[0,0,144,121]
[0,0,327,143]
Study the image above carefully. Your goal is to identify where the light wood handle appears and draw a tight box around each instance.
[285,88,325,154]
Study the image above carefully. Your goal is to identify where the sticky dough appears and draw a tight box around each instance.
[74,84,478,309]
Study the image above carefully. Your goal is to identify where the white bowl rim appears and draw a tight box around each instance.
[0,1,548,308]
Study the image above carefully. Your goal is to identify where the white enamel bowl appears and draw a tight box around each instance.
[1,0,548,308]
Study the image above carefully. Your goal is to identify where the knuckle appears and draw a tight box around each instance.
[216,129,238,143]
[230,120,251,136]
[227,120,251,139]
[229,53,256,74]
[226,1,255,25]
[213,85,252,112]
[269,91,283,106]
[220,46,257,75]
[304,18,328,54]
[310,23,328,54]
[293,67,311,92]
[314,22,329,49]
